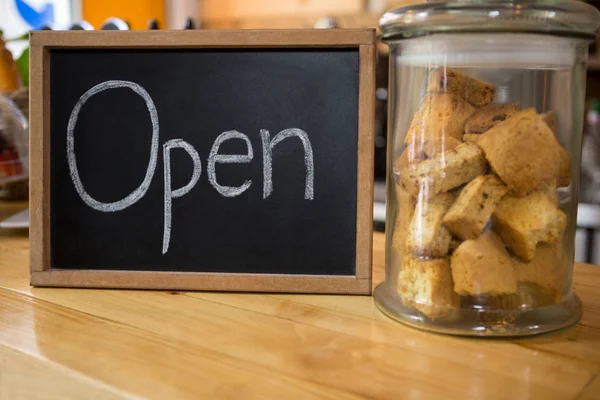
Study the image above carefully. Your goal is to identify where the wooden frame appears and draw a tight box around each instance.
[29,30,376,294]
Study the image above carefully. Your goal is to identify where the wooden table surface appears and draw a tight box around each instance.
[1,202,600,399]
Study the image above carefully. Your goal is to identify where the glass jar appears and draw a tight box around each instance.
[373,0,600,336]
[0,93,29,200]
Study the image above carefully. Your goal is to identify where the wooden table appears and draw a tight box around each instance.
[1,214,600,399]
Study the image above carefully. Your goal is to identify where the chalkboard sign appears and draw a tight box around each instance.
[29,30,375,294]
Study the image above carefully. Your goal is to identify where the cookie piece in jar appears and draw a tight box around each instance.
[397,256,458,319]
[512,241,570,301]
[427,67,496,107]
[406,191,455,257]
[476,108,571,195]
[464,103,519,134]
[396,136,463,173]
[451,231,517,296]
[404,93,475,144]
[391,183,416,255]
[400,142,488,197]
[541,111,557,133]
[443,174,508,240]
[492,188,567,261]
[462,133,481,144]
[540,111,570,187]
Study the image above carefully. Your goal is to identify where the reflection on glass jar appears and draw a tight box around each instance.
[373,0,600,336]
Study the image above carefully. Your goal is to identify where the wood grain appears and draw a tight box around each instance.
[0,289,362,400]
[28,44,48,274]
[355,44,376,282]
[577,374,600,400]
[0,344,130,400]
[2,231,600,398]
[30,270,371,294]
[29,30,376,48]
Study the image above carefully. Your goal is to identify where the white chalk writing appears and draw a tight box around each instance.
[261,128,314,200]
[66,80,159,212]
[163,139,202,254]
[66,80,317,255]
[207,130,253,197]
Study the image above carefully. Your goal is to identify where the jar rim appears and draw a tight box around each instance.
[379,0,600,40]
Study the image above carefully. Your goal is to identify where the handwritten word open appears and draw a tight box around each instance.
[67,80,315,254]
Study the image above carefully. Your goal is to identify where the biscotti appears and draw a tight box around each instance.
[427,67,496,107]
[492,188,567,261]
[443,175,508,240]
[464,103,519,134]
[512,241,569,298]
[395,136,462,170]
[396,144,425,170]
[407,192,455,257]
[389,65,576,321]
[462,133,481,144]
[400,142,488,197]
[405,93,475,144]
[451,232,517,296]
[539,181,559,205]
[476,108,570,195]
[422,136,463,159]
[556,146,571,188]
[398,256,458,319]
[449,237,461,253]
[541,111,556,134]
[541,111,570,187]
[392,184,416,255]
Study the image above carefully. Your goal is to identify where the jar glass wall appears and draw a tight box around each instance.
[374,33,590,336]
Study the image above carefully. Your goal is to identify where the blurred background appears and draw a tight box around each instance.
[2,0,600,263]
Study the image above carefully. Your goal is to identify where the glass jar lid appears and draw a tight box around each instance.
[380,0,600,40]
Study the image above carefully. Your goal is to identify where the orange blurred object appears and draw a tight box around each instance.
[0,38,21,93]
[82,0,165,30]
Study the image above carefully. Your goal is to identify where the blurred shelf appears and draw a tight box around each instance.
[588,56,600,70]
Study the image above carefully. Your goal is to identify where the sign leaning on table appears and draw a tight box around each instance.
[28,29,376,294]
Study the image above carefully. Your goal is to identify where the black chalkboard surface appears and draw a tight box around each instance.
[29,30,375,294]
